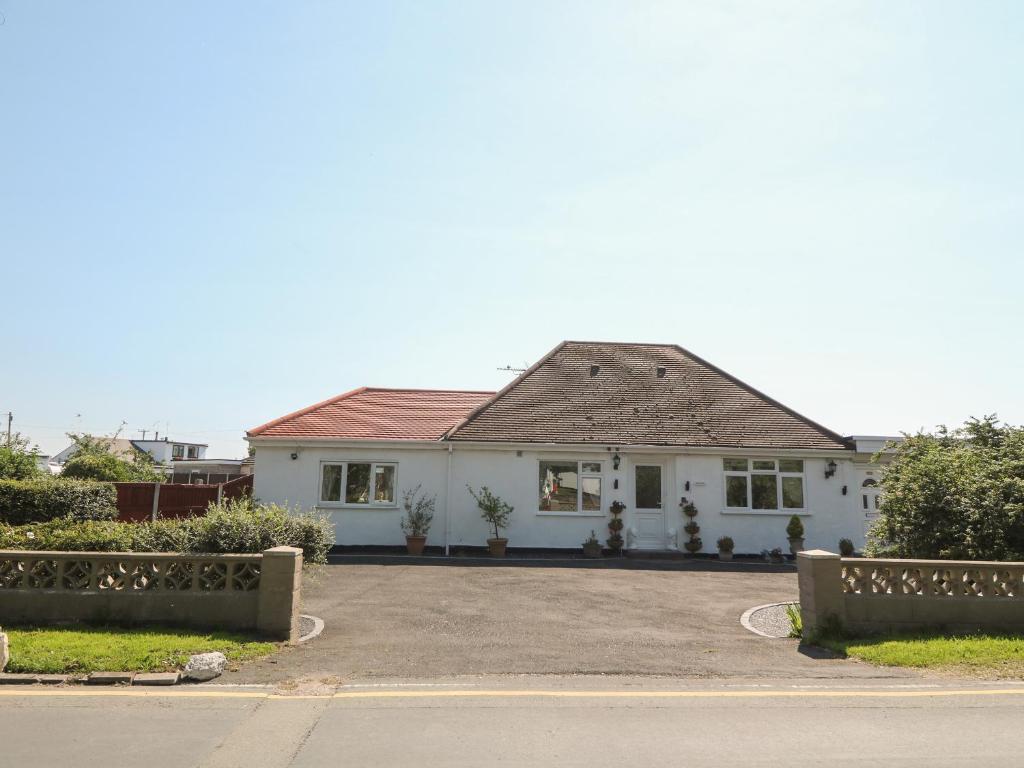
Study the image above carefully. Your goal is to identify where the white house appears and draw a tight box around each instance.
[248,341,896,555]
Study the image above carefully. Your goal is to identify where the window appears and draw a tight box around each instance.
[172,444,184,459]
[723,458,805,511]
[539,460,602,513]
[187,446,199,459]
[635,465,662,509]
[319,462,397,505]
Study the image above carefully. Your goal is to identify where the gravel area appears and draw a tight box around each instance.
[746,603,798,638]
[298,615,317,640]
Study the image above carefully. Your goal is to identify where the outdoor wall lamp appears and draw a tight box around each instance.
[612,453,621,470]
[290,452,298,461]
[842,485,848,495]
[825,459,837,479]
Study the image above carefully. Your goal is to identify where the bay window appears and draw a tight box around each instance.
[320,461,397,505]
[723,458,805,511]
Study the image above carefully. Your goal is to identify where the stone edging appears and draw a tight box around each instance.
[298,614,325,643]
[740,601,798,638]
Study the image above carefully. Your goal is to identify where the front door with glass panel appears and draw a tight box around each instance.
[632,463,665,549]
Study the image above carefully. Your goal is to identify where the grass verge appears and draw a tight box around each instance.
[4,625,276,674]
[816,631,1024,675]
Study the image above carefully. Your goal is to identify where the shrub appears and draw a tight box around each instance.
[871,416,1024,560]
[786,515,804,539]
[0,479,117,525]
[0,498,333,565]
[838,538,855,557]
[0,434,43,480]
[716,536,734,552]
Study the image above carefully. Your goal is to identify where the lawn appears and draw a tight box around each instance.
[817,632,1024,676]
[4,625,276,674]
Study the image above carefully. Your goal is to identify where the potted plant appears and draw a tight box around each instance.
[607,501,626,553]
[838,538,855,557]
[681,499,701,555]
[399,485,435,555]
[716,536,734,561]
[768,547,786,564]
[786,515,805,555]
[582,530,603,559]
[468,485,513,557]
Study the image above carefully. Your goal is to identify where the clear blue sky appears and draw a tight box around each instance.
[2,2,1022,459]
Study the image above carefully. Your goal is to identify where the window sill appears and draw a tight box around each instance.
[719,509,812,516]
[536,511,606,518]
[315,504,399,511]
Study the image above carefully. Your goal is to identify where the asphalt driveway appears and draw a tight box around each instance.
[227,559,910,685]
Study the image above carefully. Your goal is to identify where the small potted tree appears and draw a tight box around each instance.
[400,485,435,555]
[582,531,603,559]
[468,485,513,557]
[786,515,805,555]
[607,501,626,553]
[838,538,855,557]
[716,536,734,561]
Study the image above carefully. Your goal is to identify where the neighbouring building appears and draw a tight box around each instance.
[247,341,899,554]
[50,436,209,474]
[169,457,253,485]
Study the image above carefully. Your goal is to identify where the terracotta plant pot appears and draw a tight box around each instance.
[718,550,733,561]
[788,537,805,556]
[487,537,508,557]
[583,543,603,559]
[405,535,427,556]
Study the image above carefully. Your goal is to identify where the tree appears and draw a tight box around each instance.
[871,415,1024,560]
[468,485,513,540]
[0,432,43,480]
[61,433,166,483]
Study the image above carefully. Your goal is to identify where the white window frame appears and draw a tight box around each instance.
[722,458,807,514]
[318,461,399,508]
[537,459,604,517]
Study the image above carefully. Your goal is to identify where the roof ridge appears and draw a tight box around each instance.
[361,387,496,395]
[247,387,368,436]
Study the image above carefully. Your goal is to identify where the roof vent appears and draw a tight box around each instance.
[590,365,600,377]
[656,366,666,378]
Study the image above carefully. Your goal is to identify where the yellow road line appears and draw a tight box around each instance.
[332,688,1024,700]
[2,687,1024,701]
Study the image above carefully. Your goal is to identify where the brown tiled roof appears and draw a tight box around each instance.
[447,341,849,450]
[247,388,495,441]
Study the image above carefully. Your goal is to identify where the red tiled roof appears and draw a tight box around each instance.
[247,388,495,441]
[446,341,849,450]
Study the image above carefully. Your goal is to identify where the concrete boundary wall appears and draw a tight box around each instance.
[0,546,302,642]
[798,550,1024,635]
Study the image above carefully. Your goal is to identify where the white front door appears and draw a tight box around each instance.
[632,462,665,549]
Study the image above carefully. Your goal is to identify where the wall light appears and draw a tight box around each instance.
[612,453,621,470]
[825,459,837,479]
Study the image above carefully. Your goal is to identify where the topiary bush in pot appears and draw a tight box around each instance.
[786,515,805,555]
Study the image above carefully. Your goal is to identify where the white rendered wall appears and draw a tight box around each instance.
[253,441,875,553]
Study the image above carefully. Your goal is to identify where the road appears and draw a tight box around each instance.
[3,676,1023,767]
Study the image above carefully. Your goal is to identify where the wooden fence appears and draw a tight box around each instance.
[114,475,254,522]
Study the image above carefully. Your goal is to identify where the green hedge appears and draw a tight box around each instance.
[0,498,333,564]
[0,479,117,525]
